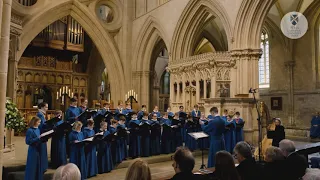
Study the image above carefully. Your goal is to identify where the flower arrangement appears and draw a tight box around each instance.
[5,99,26,133]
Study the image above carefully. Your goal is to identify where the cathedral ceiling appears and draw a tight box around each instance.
[268,0,314,27]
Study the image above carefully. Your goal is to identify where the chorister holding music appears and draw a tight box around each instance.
[25,100,249,179]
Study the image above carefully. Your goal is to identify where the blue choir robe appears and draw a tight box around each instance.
[69,130,87,180]
[235,118,244,143]
[202,116,226,168]
[65,106,81,124]
[152,111,161,118]
[95,108,111,132]
[50,120,67,168]
[25,127,43,180]
[97,130,114,173]
[172,119,183,152]
[191,110,201,119]
[310,116,320,138]
[221,115,227,122]
[78,106,88,129]
[185,119,198,151]
[117,124,128,161]
[198,119,209,149]
[137,110,145,120]
[109,126,119,164]
[224,120,236,153]
[178,111,187,142]
[129,119,141,158]
[82,127,98,178]
[114,108,124,120]
[36,111,48,173]
[140,119,151,157]
[124,108,133,125]
[168,111,174,117]
[150,120,161,155]
[161,118,173,154]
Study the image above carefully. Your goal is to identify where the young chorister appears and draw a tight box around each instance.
[82,119,98,178]
[172,112,183,151]
[185,113,198,151]
[166,107,174,118]
[224,114,236,153]
[140,112,151,157]
[178,106,187,142]
[137,105,147,120]
[51,110,67,169]
[109,119,119,165]
[234,111,245,143]
[198,113,209,149]
[69,121,87,180]
[97,121,113,173]
[25,117,43,180]
[152,106,161,118]
[222,109,228,122]
[114,103,124,120]
[191,105,201,120]
[78,99,88,128]
[128,112,141,158]
[161,112,173,154]
[117,117,129,161]
[150,113,161,155]
[36,102,48,173]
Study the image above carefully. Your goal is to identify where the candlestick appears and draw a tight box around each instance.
[125,94,127,101]
[108,93,111,102]
[69,89,71,96]
[136,94,138,101]
[63,87,65,94]
[56,91,59,100]
[71,92,74,97]
[59,89,62,96]
[66,86,68,94]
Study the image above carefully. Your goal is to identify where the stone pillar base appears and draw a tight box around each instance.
[203,97,259,145]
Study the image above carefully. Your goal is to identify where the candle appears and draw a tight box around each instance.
[56,92,59,100]
[136,94,138,101]
[59,89,62,96]
[71,92,74,97]
[125,94,127,101]
[63,87,65,94]
[66,86,68,93]
[108,93,111,102]
[133,92,136,98]
[69,89,71,96]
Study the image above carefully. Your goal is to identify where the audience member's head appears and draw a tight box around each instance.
[172,147,195,173]
[215,151,240,180]
[125,158,151,180]
[274,118,281,126]
[279,139,296,157]
[234,141,252,163]
[265,146,285,162]
[52,163,81,180]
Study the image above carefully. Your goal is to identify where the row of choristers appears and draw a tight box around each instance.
[24,98,246,180]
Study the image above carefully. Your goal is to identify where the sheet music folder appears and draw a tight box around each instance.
[188,132,209,140]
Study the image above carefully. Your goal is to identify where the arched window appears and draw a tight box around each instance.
[259,32,270,88]
[161,71,170,94]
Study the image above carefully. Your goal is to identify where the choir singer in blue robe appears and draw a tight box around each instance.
[310,112,320,138]
[115,103,124,120]
[198,113,209,149]
[150,114,161,155]
[69,121,87,180]
[25,117,43,180]
[128,112,141,158]
[109,119,120,164]
[152,106,161,118]
[50,110,67,168]
[118,118,128,160]
[83,119,98,178]
[97,121,114,173]
[161,113,173,154]
[137,105,147,120]
[140,112,151,157]
[224,114,236,153]
[65,98,81,124]
[185,113,198,151]
[234,112,245,143]
[200,107,225,168]
[166,107,175,117]
[36,102,48,173]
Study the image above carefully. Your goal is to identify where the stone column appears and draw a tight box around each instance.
[196,77,200,103]
[203,79,207,99]
[285,61,295,126]
[169,79,174,104]
[0,0,13,177]
[210,76,216,98]
[153,85,160,107]
[231,49,261,98]
[182,78,186,108]
[141,71,150,110]
[230,67,237,98]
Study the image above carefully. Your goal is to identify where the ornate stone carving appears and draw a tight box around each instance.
[11,13,23,26]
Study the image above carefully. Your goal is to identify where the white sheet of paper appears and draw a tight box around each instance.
[190,132,209,139]
[96,132,103,136]
[83,137,94,142]
[40,129,54,138]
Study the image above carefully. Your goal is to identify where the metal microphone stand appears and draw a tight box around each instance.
[249,88,262,163]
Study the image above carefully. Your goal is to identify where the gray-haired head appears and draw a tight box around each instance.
[279,139,296,157]
[234,141,252,163]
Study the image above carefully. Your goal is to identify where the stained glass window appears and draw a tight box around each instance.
[259,32,270,88]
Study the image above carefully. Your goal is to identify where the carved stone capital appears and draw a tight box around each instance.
[11,13,23,26]
[231,49,262,59]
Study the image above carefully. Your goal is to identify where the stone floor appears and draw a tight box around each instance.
[3,136,320,180]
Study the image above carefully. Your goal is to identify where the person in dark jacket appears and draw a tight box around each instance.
[279,139,308,180]
[170,147,202,180]
[267,118,285,147]
[234,141,261,180]
[262,146,286,180]
[211,151,240,180]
